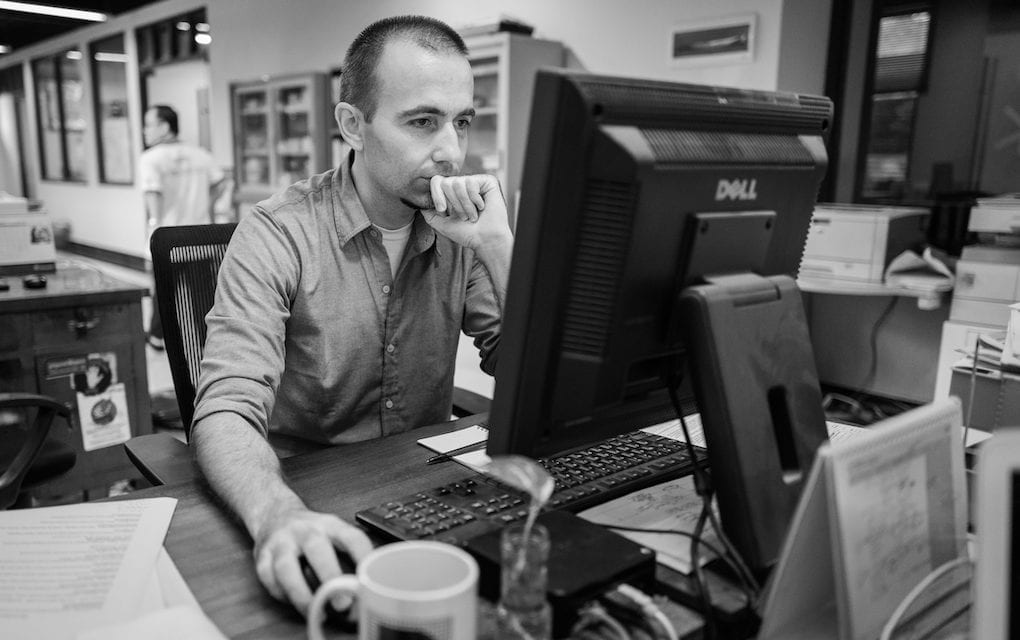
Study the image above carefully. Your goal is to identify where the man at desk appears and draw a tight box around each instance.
[190,15,512,616]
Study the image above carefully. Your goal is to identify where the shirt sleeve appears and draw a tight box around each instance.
[207,152,226,186]
[136,149,162,192]
[192,208,299,437]
[462,252,502,376]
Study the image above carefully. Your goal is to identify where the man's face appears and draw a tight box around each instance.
[357,39,475,211]
[142,109,167,147]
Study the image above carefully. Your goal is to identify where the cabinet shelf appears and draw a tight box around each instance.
[462,32,565,228]
[232,72,328,213]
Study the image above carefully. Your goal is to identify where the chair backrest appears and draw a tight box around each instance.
[151,223,237,440]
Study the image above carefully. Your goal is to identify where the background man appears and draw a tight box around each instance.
[139,104,226,349]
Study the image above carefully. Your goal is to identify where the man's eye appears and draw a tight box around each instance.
[410,118,434,128]
[455,118,472,130]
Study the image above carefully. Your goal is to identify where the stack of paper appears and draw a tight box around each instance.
[952,331,1015,376]
[0,497,223,640]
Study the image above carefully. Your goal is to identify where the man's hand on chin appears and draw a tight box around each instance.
[421,174,513,253]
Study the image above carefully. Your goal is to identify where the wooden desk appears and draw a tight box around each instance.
[0,264,152,497]
[125,416,724,639]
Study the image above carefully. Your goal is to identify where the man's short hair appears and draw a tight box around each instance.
[340,15,468,121]
[150,104,179,135]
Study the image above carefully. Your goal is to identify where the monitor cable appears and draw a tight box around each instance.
[663,367,763,636]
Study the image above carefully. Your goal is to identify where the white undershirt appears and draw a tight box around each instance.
[373,222,413,279]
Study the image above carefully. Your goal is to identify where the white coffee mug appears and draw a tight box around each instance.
[307,540,478,640]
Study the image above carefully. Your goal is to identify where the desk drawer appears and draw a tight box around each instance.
[0,314,31,351]
[31,303,138,346]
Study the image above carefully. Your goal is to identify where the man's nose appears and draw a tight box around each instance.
[431,122,462,166]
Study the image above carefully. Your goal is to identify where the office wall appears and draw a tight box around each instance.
[776,0,832,95]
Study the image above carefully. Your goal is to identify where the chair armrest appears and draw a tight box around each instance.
[451,386,491,418]
[123,433,198,486]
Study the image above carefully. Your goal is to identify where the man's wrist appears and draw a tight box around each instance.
[474,230,513,263]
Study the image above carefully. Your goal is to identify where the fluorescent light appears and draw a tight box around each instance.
[0,1,107,22]
[175,21,190,31]
[93,52,127,63]
[194,33,211,45]
[65,49,82,60]
[0,45,9,54]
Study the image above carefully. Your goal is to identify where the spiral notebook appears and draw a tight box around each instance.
[758,397,968,640]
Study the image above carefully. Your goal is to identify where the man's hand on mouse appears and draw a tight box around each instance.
[421,174,512,252]
[251,506,373,617]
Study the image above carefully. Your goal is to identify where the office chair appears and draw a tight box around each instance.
[0,392,74,510]
[124,222,491,486]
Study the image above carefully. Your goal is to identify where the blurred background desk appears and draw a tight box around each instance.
[0,263,151,500]
[798,277,951,409]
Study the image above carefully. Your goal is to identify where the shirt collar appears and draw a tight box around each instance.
[331,151,439,256]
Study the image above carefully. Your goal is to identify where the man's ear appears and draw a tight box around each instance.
[335,102,365,151]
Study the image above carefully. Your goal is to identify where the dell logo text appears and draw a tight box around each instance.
[715,178,758,201]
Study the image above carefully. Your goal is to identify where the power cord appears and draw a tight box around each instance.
[663,371,717,639]
[663,366,766,637]
[570,601,632,640]
[612,583,680,640]
[878,555,972,640]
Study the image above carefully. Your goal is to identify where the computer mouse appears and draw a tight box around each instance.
[22,274,47,289]
[299,548,357,631]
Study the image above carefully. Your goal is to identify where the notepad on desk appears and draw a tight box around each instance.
[417,424,492,471]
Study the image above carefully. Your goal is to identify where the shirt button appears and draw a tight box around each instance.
[382,285,391,294]
[370,228,379,237]
[386,344,395,354]
[385,399,394,409]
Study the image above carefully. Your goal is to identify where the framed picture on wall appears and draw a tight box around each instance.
[669,13,756,67]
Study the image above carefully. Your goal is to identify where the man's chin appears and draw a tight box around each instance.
[400,196,434,211]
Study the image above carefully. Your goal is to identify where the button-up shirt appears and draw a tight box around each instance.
[193,161,501,444]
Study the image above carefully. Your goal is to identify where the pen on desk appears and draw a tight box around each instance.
[425,442,487,465]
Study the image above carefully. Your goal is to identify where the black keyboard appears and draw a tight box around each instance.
[356,430,707,546]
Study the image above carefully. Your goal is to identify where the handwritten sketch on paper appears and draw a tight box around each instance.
[579,475,720,574]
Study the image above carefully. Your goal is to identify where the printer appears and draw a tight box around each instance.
[0,192,56,275]
[799,203,929,284]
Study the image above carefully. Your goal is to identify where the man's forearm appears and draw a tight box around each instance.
[475,234,513,314]
[192,412,305,540]
[144,191,163,228]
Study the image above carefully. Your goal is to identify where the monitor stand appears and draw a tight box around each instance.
[678,271,829,574]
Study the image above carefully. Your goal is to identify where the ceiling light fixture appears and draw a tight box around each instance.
[194,33,211,45]
[0,1,107,22]
[0,45,9,54]
[93,51,127,63]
